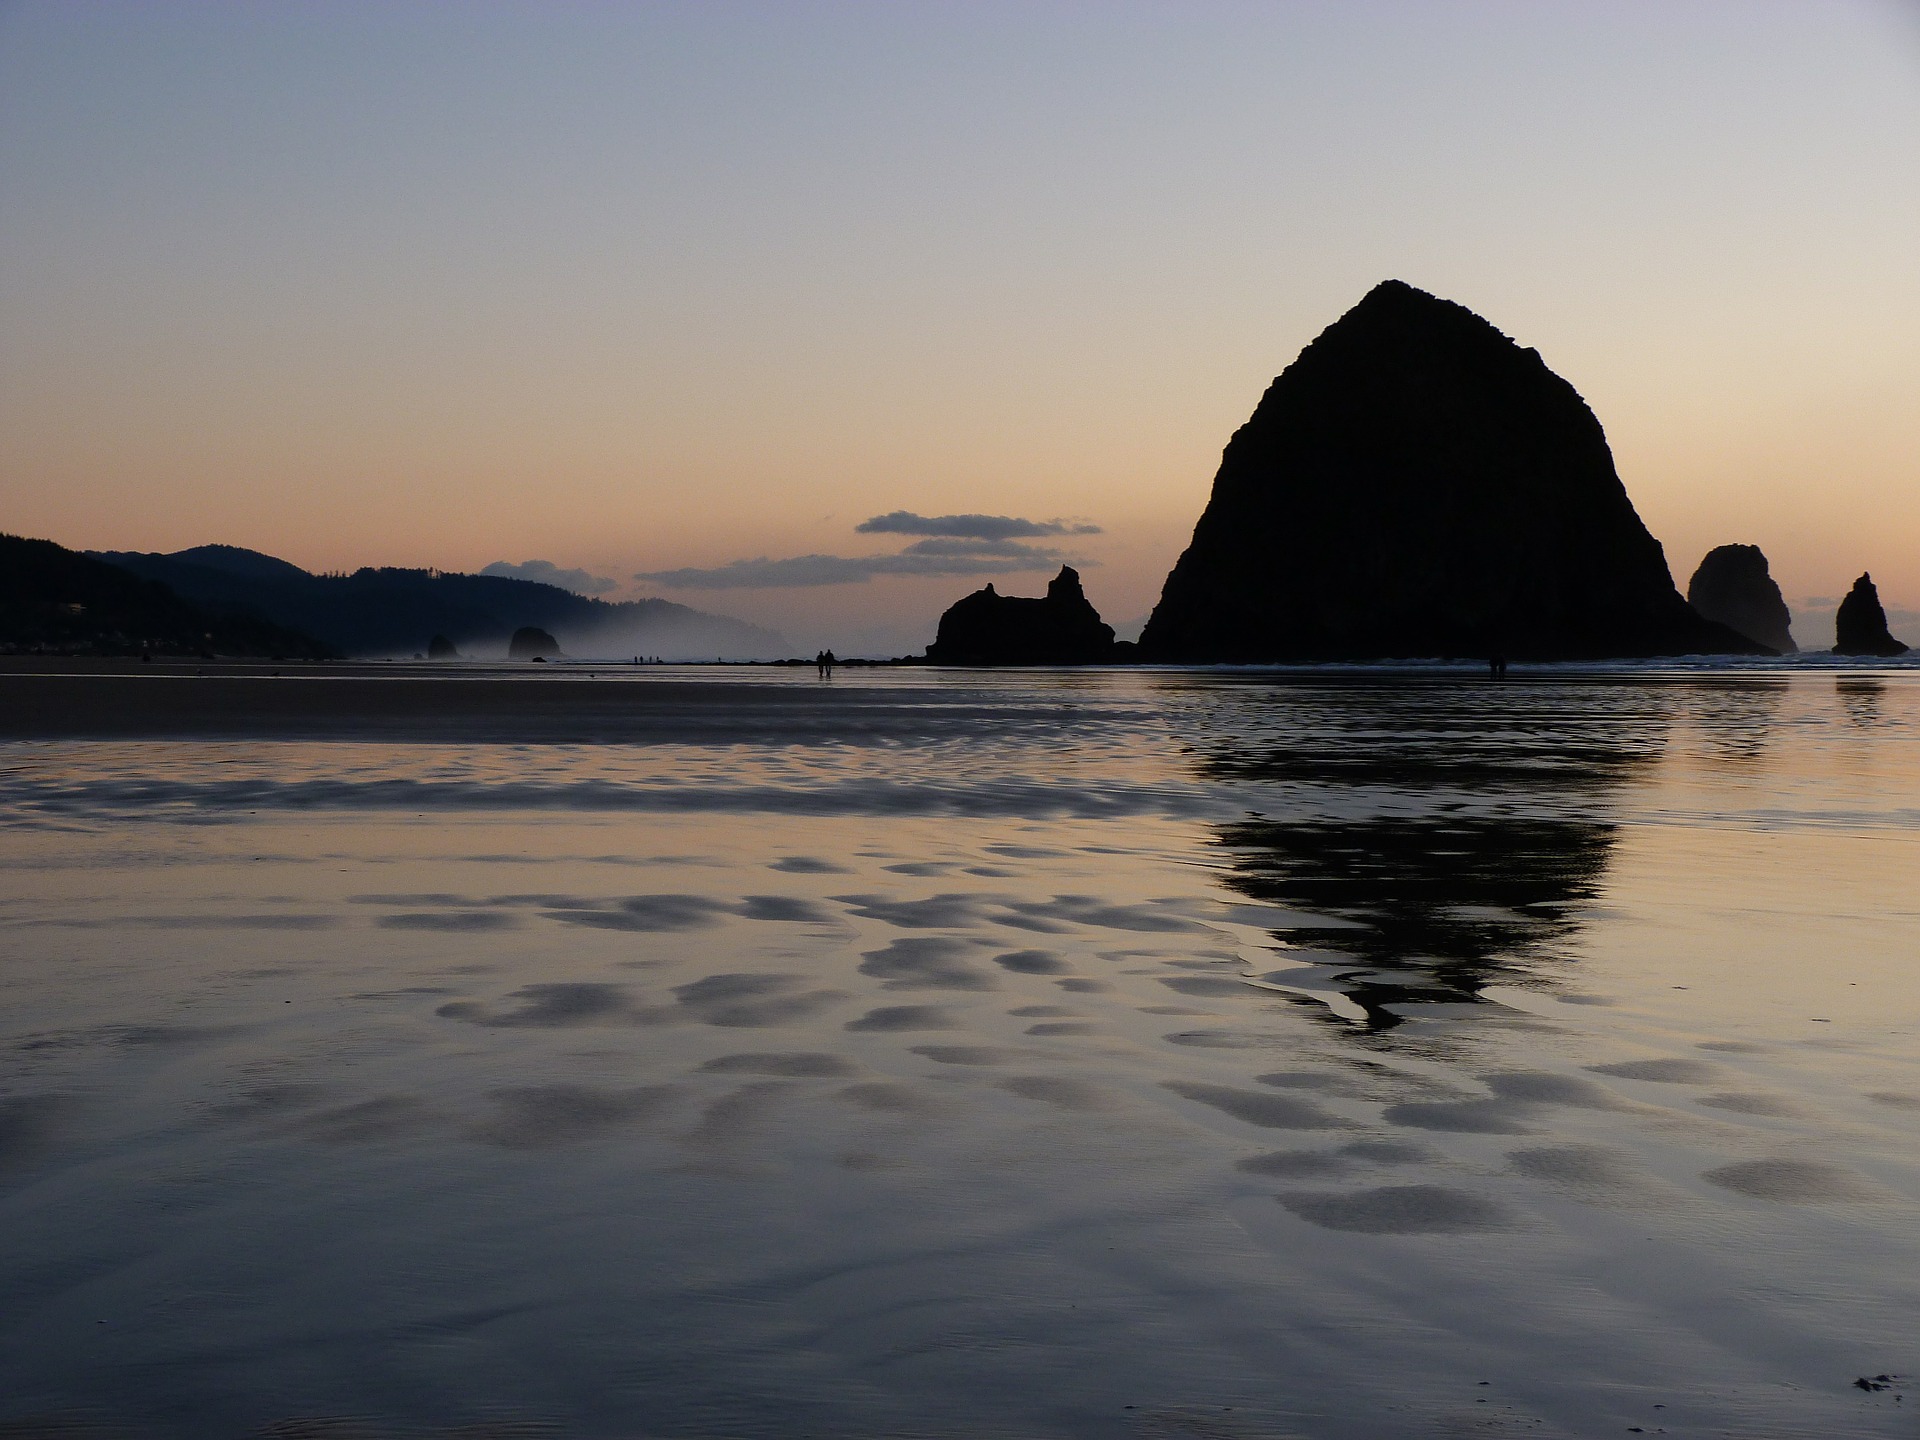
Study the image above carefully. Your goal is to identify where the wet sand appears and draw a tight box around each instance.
[1,661,1917,1436]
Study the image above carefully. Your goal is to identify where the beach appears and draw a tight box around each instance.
[2,661,1917,1437]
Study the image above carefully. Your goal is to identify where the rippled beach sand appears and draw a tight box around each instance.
[2,661,1917,1437]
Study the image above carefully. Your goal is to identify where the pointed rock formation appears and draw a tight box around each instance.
[1832,574,1908,657]
[1139,281,1768,661]
[925,566,1117,664]
[1687,545,1796,654]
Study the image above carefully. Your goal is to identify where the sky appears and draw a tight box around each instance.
[1,0,1917,654]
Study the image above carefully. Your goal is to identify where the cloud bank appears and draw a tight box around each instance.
[637,510,1105,595]
[637,547,1061,591]
[482,559,618,596]
[898,536,1059,558]
[856,510,1101,540]
[635,509,1099,591]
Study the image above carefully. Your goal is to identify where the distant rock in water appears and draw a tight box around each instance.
[1687,545,1796,654]
[1832,574,1908,657]
[508,626,561,660]
[925,566,1118,664]
[1139,280,1768,661]
[426,633,459,659]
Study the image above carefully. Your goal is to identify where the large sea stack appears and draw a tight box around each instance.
[925,566,1117,664]
[1687,544,1796,653]
[1832,574,1908,657]
[1139,281,1767,661]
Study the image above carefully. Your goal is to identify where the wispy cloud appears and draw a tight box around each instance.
[856,511,1101,540]
[635,508,1099,590]
[636,543,1064,590]
[481,559,617,595]
[898,536,1058,557]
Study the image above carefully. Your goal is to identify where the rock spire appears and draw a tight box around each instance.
[1833,574,1908,657]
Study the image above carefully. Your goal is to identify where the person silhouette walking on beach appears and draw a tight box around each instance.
[822,650,836,677]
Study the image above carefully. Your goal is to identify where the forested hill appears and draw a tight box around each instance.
[92,545,787,659]
[1,534,332,657]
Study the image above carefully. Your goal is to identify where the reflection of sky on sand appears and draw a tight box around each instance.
[1,668,1918,1436]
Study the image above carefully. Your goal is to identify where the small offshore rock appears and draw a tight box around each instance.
[508,625,562,659]
[1833,574,1908,657]
[1687,544,1795,653]
[925,566,1117,665]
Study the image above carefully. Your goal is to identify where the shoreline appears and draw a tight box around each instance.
[0,659,1911,745]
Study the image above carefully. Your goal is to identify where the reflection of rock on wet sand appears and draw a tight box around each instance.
[1838,676,1885,728]
[1196,681,1668,1031]
[1219,811,1617,1018]
[6,668,1920,1438]
[1682,677,1785,764]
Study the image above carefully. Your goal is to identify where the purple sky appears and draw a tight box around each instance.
[2,1,1916,652]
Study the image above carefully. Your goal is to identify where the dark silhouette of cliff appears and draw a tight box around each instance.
[426,633,459,659]
[0,534,331,657]
[91,546,785,659]
[1139,281,1768,662]
[1833,574,1908,657]
[1687,544,1796,654]
[925,566,1118,664]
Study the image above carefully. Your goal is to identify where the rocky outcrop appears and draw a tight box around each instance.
[1833,574,1908,657]
[1139,281,1769,662]
[426,633,459,659]
[1687,545,1796,654]
[926,566,1118,664]
[508,626,561,660]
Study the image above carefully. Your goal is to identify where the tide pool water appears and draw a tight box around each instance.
[1,664,1916,1438]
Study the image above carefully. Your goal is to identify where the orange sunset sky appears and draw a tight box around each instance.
[2,1,1916,654]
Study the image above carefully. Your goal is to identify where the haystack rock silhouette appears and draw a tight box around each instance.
[1139,281,1767,662]
[1832,574,1908,657]
[925,566,1118,664]
[1687,544,1796,654]
[508,626,561,660]
[426,633,459,659]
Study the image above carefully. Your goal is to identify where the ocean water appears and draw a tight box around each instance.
[2,662,1917,1438]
